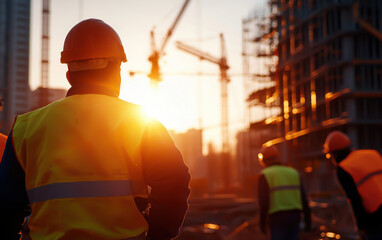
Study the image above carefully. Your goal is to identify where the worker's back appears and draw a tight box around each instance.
[0,18,190,240]
[339,149,382,213]
[261,165,302,214]
[12,94,150,239]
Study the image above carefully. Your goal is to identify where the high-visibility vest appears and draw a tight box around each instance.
[339,150,382,213]
[12,94,150,240]
[261,165,303,215]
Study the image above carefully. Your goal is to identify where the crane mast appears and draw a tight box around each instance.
[40,0,50,107]
[148,0,191,86]
[176,33,230,153]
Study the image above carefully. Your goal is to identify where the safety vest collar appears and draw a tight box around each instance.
[28,180,147,204]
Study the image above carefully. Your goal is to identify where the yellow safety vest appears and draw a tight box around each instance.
[261,165,302,215]
[12,94,149,240]
[339,150,382,213]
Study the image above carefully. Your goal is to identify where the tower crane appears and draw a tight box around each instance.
[39,0,50,107]
[176,33,230,153]
[148,0,191,87]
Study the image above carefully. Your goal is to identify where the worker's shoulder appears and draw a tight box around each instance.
[347,149,381,159]
[14,98,66,124]
[280,166,299,177]
[110,96,144,111]
[66,94,143,110]
[267,164,296,171]
[341,149,382,169]
[107,97,148,119]
[32,94,144,116]
[14,95,150,127]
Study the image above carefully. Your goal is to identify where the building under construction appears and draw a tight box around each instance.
[241,0,382,195]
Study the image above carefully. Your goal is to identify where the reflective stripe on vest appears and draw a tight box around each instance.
[28,180,146,204]
[270,185,300,192]
[339,150,382,213]
[262,165,302,215]
[356,170,382,187]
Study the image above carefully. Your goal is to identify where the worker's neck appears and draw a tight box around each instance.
[67,84,120,98]
[334,148,352,164]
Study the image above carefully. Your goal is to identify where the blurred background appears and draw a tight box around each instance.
[1,0,381,239]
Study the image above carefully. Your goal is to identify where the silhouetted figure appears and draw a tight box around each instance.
[0,19,190,240]
[324,131,382,240]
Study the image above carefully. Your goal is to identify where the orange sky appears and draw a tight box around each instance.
[29,0,267,152]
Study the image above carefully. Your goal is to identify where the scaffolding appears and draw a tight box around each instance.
[239,1,281,182]
[242,0,382,195]
[39,0,50,107]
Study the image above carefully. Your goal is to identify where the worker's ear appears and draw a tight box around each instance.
[66,71,73,86]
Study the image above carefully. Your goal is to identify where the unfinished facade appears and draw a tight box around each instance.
[242,0,382,194]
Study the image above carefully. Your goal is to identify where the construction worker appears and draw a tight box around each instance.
[0,19,190,240]
[257,145,311,240]
[324,131,382,239]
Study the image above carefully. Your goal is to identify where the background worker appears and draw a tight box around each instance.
[257,145,311,240]
[0,18,190,240]
[324,131,382,240]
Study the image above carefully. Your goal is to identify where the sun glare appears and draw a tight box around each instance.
[119,74,160,118]
[119,73,195,132]
[142,88,161,119]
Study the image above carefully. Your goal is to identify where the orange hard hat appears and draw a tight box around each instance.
[61,19,127,65]
[258,145,279,162]
[323,131,351,153]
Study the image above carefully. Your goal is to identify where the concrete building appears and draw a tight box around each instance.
[170,129,207,196]
[0,0,31,133]
[243,0,382,194]
[170,129,204,178]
